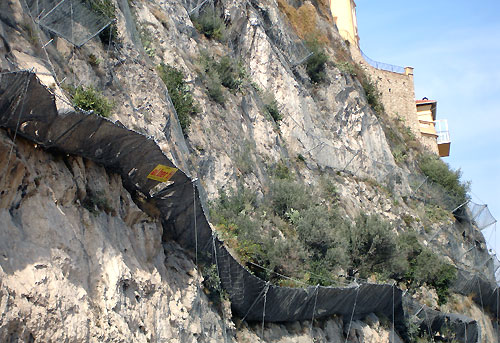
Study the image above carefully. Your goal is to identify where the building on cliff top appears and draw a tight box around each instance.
[330,0,359,47]
[416,99,451,157]
[330,0,451,157]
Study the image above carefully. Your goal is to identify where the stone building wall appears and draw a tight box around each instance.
[420,134,440,155]
[350,48,421,138]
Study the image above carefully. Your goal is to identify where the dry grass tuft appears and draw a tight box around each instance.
[277,0,328,43]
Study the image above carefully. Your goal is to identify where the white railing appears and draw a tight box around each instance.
[435,119,450,144]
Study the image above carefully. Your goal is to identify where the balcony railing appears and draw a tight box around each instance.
[435,119,450,144]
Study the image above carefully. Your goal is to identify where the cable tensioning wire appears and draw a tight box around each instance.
[211,234,228,343]
[309,284,319,341]
[344,285,360,343]
[261,281,270,339]
[0,73,32,189]
[193,180,198,267]
[246,260,364,288]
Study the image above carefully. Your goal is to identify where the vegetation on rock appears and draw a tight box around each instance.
[139,26,156,58]
[419,154,470,206]
[210,174,456,301]
[198,52,246,105]
[277,0,328,43]
[157,63,199,134]
[305,40,328,83]
[65,85,114,118]
[191,7,226,41]
[335,61,357,76]
[84,0,117,44]
[262,92,282,123]
[361,77,384,115]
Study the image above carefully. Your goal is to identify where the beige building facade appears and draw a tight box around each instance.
[330,1,451,157]
[330,0,359,46]
[416,99,451,157]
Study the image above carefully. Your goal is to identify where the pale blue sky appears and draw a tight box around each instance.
[355,1,500,250]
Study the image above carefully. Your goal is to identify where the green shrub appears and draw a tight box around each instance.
[157,63,199,134]
[211,181,457,303]
[198,52,246,105]
[344,213,397,278]
[409,249,456,304]
[392,144,409,165]
[88,54,100,66]
[395,231,456,304]
[202,264,221,293]
[212,183,393,285]
[269,178,313,217]
[66,85,113,117]
[139,27,156,58]
[273,161,292,180]
[191,7,225,41]
[424,203,452,223]
[335,61,357,76]
[200,263,230,306]
[263,92,282,123]
[319,176,339,200]
[84,0,117,44]
[203,69,224,104]
[210,187,257,226]
[308,259,342,286]
[305,40,328,83]
[259,233,310,282]
[82,189,113,215]
[361,77,384,115]
[216,56,245,91]
[210,181,342,285]
[295,205,347,263]
[419,154,470,206]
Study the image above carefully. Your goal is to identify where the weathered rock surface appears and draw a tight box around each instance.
[0,0,497,341]
[0,132,230,342]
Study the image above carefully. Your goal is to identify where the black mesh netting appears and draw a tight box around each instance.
[404,297,479,343]
[0,71,482,342]
[452,269,500,317]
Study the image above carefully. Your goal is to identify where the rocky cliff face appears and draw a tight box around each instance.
[0,0,497,342]
[0,131,231,342]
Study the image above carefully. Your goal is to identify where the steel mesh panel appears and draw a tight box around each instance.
[469,201,497,230]
[408,173,466,212]
[261,20,312,67]
[25,0,113,47]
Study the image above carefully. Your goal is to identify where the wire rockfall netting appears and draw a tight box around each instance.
[403,296,479,343]
[408,173,467,213]
[247,0,312,67]
[0,71,481,342]
[25,0,113,47]
[452,269,500,318]
[186,0,212,16]
[468,201,497,231]
[493,254,500,285]
[360,49,405,74]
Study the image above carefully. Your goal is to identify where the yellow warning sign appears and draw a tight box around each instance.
[147,164,177,182]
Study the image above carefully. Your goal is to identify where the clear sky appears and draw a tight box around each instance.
[355,1,500,251]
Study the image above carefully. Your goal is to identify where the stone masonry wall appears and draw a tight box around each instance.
[420,134,440,155]
[350,48,421,138]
